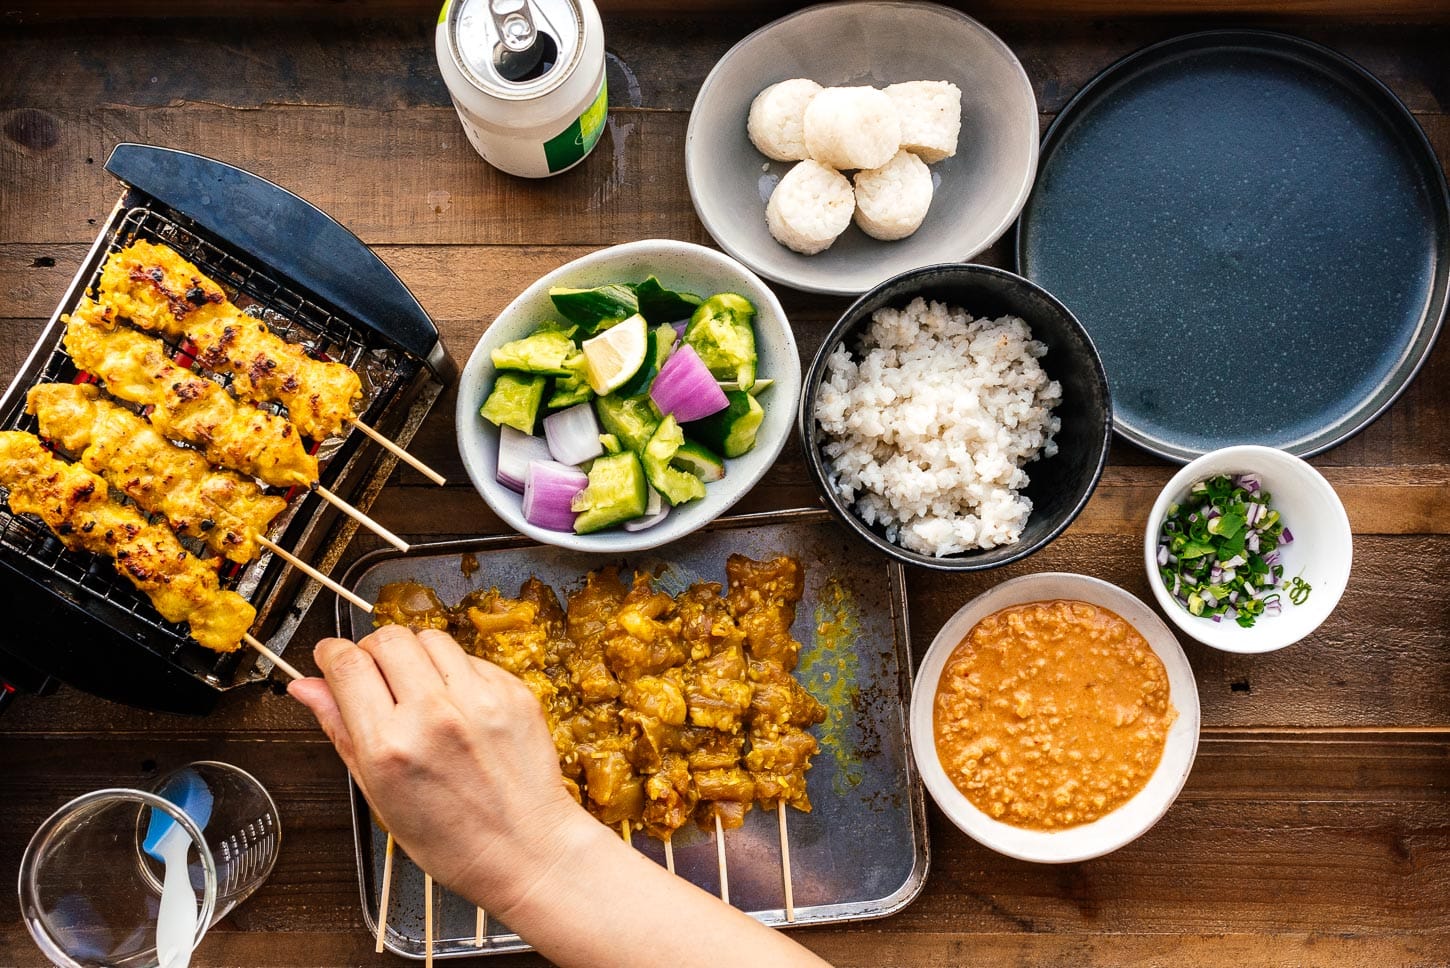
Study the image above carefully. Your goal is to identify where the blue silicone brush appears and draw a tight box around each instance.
[142,769,214,968]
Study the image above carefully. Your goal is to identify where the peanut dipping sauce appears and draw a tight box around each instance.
[933,600,1176,830]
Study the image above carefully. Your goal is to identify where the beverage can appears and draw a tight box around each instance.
[436,0,608,178]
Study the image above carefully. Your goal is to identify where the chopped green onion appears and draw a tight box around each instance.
[1156,473,1306,628]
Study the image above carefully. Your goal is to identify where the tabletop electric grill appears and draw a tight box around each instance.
[0,144,455,715]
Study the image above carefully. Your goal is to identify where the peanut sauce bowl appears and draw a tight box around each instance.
[908,572,1201,863]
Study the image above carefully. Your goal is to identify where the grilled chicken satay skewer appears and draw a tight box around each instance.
[0,431,255,652]
[99,241,446,485]
[62,304,410,552]
[27,383,374,613]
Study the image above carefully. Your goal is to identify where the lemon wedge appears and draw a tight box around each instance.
[582,313,649,395]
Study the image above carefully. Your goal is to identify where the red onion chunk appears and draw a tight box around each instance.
[523,460,588,532]
[544,403,604,467]
[497,425,554,494]
[650,344,728,422]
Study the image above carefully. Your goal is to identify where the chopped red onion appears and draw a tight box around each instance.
[544,403,604,467]
[1281,528,1294,544]
[1157,544,1170,566]
[497,425,554,494]
[522,460,588,532]
[649,344,728,422]
[1246,531,1261,553]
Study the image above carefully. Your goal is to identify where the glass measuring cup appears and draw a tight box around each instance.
[18,761,281,968]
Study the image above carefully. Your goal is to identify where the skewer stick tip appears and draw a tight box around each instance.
[255,534,373,613]
[663,834,675,876]
[375,832,395,954]
[778,800,795,923]
[714,813,730,906]
[243,633,303,681]
[424,872,434,968]
[351,419,448,486]
[314,485,410,553]
[474,906,486,948]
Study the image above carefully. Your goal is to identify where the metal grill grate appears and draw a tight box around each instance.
[0,202,430,684]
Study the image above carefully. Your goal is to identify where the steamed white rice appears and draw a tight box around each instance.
[814,298,1062,557]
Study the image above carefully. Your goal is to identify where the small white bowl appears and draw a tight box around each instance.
[909,572,1201,863]
[455,239,800,553]
[1143,445,1353,654]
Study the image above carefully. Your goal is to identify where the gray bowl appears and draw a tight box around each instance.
[800,264,1112,571]
[685,1,1040,296]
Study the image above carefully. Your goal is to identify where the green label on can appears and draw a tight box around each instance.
[544,80,608,173]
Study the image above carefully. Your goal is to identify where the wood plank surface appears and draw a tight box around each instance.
[1,6,1447,967]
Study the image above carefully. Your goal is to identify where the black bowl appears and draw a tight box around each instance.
[798,263,1112,571]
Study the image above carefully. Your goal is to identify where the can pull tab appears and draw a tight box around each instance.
[490,0,545,81]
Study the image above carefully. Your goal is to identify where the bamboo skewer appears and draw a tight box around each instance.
[350,419,447,486]
[424,872,435,968]
[620,820,632,847]
[313,485,410,552]
[474,906,486,947]
[714,814,730,905]
[778,801,795,922]
[253,534,373,612]
[242,633,302,681]
[375,833,396,954]
[663,835,675,875]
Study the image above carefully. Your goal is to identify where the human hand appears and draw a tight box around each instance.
[288,626,588,914]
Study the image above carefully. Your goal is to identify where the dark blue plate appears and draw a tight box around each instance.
[1016,30,1449,462]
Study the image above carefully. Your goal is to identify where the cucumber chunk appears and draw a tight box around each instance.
[684,390,763,459]
[594,392,660,454]
[634,276,703,325]
[550,284,640,335]
[490,325,579,375]
[571,451,649,534]
[642,415,707,506]
[480,372,546,434]
[546,351,595,408]
[671,440,725,482]
[684,293,757,390]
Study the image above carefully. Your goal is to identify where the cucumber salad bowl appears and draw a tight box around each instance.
[457,239,800,553]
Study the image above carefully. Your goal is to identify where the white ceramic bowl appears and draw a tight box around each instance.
[686,1,1039,295]
[1143,445,1353,654]
[455,239,800,553]
[909,573,1201,863]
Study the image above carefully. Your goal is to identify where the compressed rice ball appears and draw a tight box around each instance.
[853,149,933,240]
[884,80,962,164]
[747,78,823,162]
[803,86,901,171]
[766,160,855,255]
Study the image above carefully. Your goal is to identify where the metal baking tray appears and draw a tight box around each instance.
[336,509,928,958]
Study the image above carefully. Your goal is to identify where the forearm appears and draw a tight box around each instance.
[483,812,832,968]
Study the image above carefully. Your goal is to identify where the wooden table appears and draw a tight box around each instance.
[2,2,1447,964]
